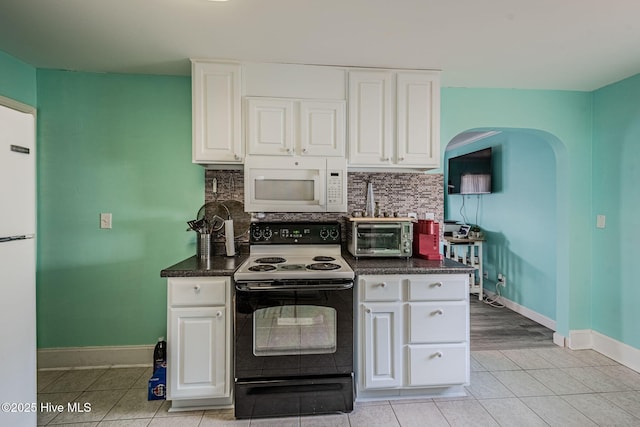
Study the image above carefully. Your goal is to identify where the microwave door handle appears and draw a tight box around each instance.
[315,172,325,207]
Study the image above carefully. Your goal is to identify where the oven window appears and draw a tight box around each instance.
[357,226,401,251]
[255,179,315,201]
[254,305,337,356]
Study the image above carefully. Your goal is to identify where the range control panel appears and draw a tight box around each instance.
[250,222,341,244]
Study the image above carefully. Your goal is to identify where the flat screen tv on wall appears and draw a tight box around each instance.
[447,147,493,194]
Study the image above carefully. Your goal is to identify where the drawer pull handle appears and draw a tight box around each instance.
[432,352,443,359]
[194,285,201,293]
[379,282,387,288]
[431,282,443,288]
[216,311,223,317]
[433,309,444,316]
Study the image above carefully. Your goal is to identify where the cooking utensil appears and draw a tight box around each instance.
[220,200,250,238]
[196,202,228,234]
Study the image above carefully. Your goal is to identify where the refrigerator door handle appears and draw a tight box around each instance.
[0,234,35,243]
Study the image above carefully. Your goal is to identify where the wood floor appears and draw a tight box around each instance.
[470,296,556,351]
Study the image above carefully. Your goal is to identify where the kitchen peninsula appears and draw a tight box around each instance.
[161,249,473,410]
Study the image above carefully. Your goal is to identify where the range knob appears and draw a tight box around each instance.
[252,228,263,240]
[329,228,340,240]
[320,228,330,240]
[262,228,273,240]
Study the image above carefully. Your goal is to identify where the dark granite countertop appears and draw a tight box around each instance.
[161,250,473,278]
[160,254,249,277]
[342,252,474,275]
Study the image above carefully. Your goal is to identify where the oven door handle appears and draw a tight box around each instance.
[235,280,353,291]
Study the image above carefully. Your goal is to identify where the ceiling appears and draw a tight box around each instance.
[1,0,639,91]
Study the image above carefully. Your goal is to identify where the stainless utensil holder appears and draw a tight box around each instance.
[197,233,213,258]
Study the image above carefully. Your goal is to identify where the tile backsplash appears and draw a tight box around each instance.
[204,169,444,242]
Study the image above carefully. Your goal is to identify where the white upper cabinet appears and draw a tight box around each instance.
[246,98,295,156]
[300,100,346,157]
[348,69,440,169]
[192,61,243,164]
[348,70,394,165]
[246,97,346,157]
[190,60,438,167]
[396,72,440,168]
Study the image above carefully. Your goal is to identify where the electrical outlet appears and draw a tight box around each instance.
[498,274,506,287]
[100,213,112,229]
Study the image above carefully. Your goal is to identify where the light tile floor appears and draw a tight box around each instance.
[36,347,640,426]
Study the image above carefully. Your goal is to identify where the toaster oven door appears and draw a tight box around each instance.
[354,223,403,255]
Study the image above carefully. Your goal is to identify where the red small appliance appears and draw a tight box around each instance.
[413,220,444,260]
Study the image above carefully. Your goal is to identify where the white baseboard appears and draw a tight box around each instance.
[567,329,593,350]
[591,330,640,373]
[38,345,154,369]
[552,332,566,347]
[482,291,556,331]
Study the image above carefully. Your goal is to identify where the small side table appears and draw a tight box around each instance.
[443,237,485,300]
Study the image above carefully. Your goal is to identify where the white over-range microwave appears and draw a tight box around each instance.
[244,156,347,213]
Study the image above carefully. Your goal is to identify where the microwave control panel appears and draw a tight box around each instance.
[326,169,345,209]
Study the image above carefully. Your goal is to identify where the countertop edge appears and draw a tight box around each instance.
[161,253,474,278]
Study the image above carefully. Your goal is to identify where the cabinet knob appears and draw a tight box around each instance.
[302,148,307,153]
[379,282,387,288]
[365,307,372,314]
[432,282,443,288]
[286,148,292,154]
[216,311,223,317]
[194,285,201,293]
[433,309,444,316]
[433,352,443,358]
[234,154,241,161]
[398,157,405,162]
[381,157,389,162]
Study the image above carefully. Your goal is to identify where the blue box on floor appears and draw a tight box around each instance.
[148,364,166,400]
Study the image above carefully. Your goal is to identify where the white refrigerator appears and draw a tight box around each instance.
[0,103,37,427]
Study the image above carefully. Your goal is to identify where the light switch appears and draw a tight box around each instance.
[100,213,112,229]
[596,214,606,229]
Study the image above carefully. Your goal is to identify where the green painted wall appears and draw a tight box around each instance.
[0,50,36,106]
[35,70,203,348]
[444,131,557,320]
[592,73,640,348]
[440,88,593,337]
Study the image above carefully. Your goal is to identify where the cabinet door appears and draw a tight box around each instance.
[396,72,440,168]
[168,306,229,399]
[360,302,402,389]
[192,61,242,164]
[348,70,393,166]
[247,98,295,155]
[300,100,345,157]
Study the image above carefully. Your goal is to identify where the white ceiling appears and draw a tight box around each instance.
[1,0,639,91]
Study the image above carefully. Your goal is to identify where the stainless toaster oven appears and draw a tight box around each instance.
[347,219,413,258]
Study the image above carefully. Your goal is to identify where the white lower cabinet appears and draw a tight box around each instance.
[166,277,232,409]
[361,303,402,389]
[357,274,469,399]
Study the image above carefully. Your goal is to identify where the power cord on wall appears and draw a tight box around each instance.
[483,280,506,308]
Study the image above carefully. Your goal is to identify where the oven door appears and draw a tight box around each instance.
[234,280,353,380]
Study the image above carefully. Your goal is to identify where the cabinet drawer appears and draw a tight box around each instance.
[407,275,467,301]
[407,343,468,387]
[360,276,402,302]
[408,302,467,343]
[168,277,228,307]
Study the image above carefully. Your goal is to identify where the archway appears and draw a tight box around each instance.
[444,127,569,344]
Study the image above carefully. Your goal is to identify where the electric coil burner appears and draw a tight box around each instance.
[233,222,354,419]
